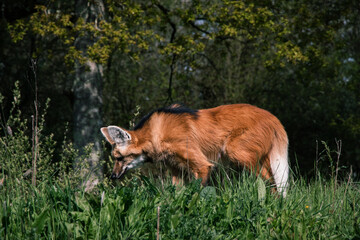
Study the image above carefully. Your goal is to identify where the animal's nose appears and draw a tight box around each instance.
[110,173,117,179]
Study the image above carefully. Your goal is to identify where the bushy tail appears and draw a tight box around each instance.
[270,134,289,197]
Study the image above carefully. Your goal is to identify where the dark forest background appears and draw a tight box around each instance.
[1,0,359,181]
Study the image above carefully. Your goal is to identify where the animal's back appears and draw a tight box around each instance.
[190,104,287,153]
[148,104,288,160]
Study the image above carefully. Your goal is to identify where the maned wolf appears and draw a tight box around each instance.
[101,104,289,196]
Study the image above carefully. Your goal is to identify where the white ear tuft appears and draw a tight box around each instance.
[107,126,131,144]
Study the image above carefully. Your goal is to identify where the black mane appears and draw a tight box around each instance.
[133,104,198,130]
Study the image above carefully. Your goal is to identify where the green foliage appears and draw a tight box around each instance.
[7,1,156,65]
[6,0,308,68]
[0,81,33,181]
[0,169,359,239]
[0,82,93,188]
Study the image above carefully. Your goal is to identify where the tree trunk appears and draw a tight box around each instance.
[74,0,105,191]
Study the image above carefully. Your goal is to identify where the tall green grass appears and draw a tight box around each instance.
[1,171,359,239]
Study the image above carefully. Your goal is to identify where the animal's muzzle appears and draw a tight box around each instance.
[110,173,119,179]
[110,167,127,180]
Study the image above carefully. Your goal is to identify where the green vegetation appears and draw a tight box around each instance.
[1,169,359,239]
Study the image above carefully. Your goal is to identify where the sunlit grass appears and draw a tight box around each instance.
[1,169,359,239]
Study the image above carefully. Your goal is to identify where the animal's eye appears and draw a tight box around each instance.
[116,156,124,161]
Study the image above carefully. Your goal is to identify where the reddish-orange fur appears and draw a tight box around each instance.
[101,104,289,194]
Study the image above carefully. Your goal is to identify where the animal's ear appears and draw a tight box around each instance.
[100,126,131,145]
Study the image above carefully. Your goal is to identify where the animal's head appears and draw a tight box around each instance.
[100,126,147,179]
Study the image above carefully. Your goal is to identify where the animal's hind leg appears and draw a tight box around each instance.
[224,133,272,181]
[259,156,272,182]
[226,138,279,194]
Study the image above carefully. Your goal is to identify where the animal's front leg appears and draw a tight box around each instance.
[170,166,183,186]
[175,147,213,185]
[196,165,212,186]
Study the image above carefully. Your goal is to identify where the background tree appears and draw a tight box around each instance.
[73,0,105,190]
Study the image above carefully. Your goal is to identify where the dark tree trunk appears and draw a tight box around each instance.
[74,0,105,191]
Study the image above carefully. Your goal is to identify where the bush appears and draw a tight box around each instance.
[0,81,94,189]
